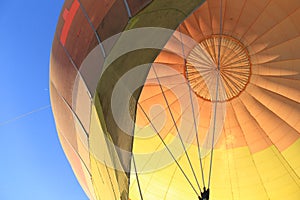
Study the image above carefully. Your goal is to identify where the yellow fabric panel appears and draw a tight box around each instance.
[90,154,122,200]
[75,131,97,200]
[133,126,164,154]
[78,158,96,200]
[89,104,125,200]
[208,147,269,200]
[130,130,300,200]
[57,130,94,200]
[252,146,300,200]
[81,167,97,200]
[75,123,91,171]
[130,158,196,200]
[130,125,196,199]
[281,139,300,181]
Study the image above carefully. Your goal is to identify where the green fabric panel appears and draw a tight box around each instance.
[94,0,206,199]
[126,0,203,30]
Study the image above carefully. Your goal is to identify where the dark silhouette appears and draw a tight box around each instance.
[199,187,210,200]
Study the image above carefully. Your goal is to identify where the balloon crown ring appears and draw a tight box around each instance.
[186,35,251,102]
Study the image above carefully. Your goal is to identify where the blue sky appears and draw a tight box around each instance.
[0,1,88,199]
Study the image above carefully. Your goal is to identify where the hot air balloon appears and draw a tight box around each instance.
[50,0,300,199]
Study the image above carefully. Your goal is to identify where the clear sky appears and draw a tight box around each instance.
[0,1,88,199]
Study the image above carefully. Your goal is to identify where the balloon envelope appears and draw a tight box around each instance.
[50,0,300,199]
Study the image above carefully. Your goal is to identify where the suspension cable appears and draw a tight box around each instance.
[208,0,223,188]
[152,66,202,194]
[178,27,206,188]
[138,103,200,197]
[132,154,144,200]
